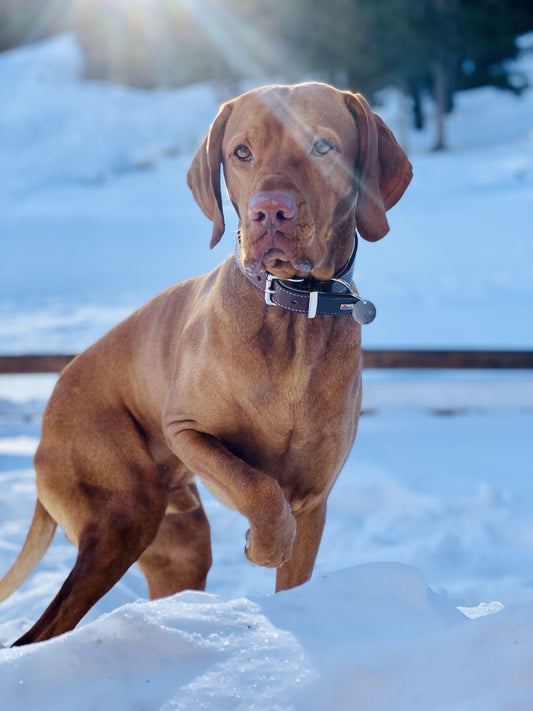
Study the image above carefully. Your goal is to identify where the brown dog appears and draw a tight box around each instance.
[0,83,411,645]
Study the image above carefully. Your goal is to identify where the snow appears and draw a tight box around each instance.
[1,567,533,710]
[1,33,533,710]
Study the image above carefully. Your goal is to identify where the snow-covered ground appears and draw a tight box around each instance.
[0,34,532,710]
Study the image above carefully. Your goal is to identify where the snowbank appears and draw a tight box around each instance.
[0,35,220,195]
[1,564,532,711]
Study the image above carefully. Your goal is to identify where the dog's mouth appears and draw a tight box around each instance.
[263,248,315,279]
[244,247,315,280]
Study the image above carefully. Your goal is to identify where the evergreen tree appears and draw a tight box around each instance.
[264,0,533,149]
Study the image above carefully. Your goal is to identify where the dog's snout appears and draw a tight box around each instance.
[248,192,297,229]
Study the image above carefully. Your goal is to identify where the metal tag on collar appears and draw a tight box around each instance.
[351,298,376,324]
[331,277,376,324]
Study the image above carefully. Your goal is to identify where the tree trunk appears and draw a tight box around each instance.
[433,58,447,151]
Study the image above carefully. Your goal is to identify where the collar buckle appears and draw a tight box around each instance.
[265,274,319,318]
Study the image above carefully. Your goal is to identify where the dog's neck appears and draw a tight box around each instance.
[232,235,372,320]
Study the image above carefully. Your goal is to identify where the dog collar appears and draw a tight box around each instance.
[234,235,376,323]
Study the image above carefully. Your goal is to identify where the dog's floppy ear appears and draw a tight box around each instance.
[187,102,232,248]
[344,91,412,242]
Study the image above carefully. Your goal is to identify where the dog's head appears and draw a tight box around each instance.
[187,82,412,281]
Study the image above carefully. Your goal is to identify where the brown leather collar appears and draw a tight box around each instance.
[234,236,375,322]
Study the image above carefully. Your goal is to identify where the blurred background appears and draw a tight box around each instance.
[1,0,532,352]
[1,0,533,147]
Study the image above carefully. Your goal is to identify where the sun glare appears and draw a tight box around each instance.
[66,0,284,87]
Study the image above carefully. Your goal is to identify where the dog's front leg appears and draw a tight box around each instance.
[274,501,327,591]
[164,426,296,569]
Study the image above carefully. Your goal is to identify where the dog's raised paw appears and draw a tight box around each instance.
[244,509,296,568]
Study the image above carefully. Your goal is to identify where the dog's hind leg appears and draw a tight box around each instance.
[12,455,168,646]
[12,499,166,646]
[137,481,212,598]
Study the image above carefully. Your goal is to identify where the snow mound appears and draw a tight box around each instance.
[0,33,83,85]
[1,591,311,711]
[0,35,220,195]
[1,564,532,711]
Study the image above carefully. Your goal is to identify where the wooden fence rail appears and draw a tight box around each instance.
[1,350,532,374]
[363,349,533,370]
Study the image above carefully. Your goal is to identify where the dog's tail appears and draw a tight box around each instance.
[0,500,57,602]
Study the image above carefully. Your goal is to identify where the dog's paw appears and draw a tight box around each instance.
[244,500,296,568]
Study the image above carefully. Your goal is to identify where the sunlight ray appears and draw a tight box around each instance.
[181,0,269,80]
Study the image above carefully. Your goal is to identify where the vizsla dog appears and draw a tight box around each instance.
[0,82,411,645]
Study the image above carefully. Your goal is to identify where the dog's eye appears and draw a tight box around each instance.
[234,144,252,161]
[312,139,334,156]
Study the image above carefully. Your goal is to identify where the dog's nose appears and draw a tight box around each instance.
[248,191,297,230]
